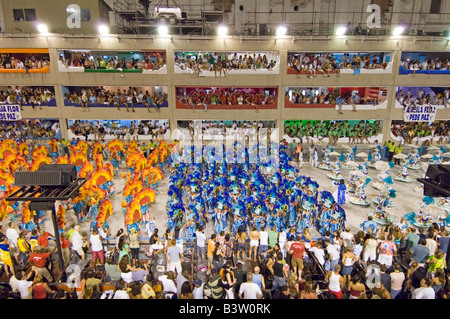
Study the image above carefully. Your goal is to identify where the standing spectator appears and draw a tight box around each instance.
[324,238,340,272]
[195,225,206,260]
[410,238,430,265]
[300,281,319,299]
[413,278,435,299]
[37,228,53,251]
[192,279,204,299]
[427,250,447,275]
[235,226,247,261]
[340,227,354,250]
[249,226,260,263]
[17,230,31,266]
[390,263,405,299]
[28,246,54,283]
[387,141,395,162]
[204,268,223,299]
[437,229,449,260]
[268,251,288,291]
[58,229,72,267]
[379,264,392,294]
[289,235,306,280]
[71,225,86,260]
[347,274,366,299]
[238,272,263,299]
[222,233,234,264]
[363,234,378,263]
[325,264,345,299]
[207,234,216,274]
[128,227,140,266]
[32,274,55,299]
[425,231,438,257]
[251,265,266,293]
[15,269,37,299]
[0,233,15,277]
[394,143,403,165]
[404,228,420,261]
[268,226,278,250]
[6,221,19,264]
[259,226,270,257]
[341,246,358,284]
[309,241,325,267]
[372,281,391,299]
[89,228,105,268]
[377,234,397,267]
[166,239,183,276]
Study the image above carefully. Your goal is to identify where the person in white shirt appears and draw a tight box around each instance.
[309,241,325,266]
[159,272,178,298]
[71,225,85,260]
[113,281,130,299]
[195,225,207,260]
[413,278,435,299]
[89,228,104,267]
[6,221,19,263]
[238,273,263,299]
[193,279,204,299]
[325,239,340,271]
[278,229,287,258]
[15,269,36,299]
[340,228,354,249]
[259,226,269,255]
[166,239,183,275]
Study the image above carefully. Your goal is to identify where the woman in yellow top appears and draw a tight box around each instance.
[0,233,15,277]
[427,249,446,274]
[17,230,31,266]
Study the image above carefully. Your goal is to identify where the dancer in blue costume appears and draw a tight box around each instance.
[317,204,332,236]
[167,203,184,232]
[332,179,350,205]
[212,200,229,234]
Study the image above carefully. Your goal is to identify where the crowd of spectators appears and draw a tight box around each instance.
[59,51,166,71]
[287,52,389,77]
[174,52,277,77]
[0,53,50,70]
[285,120,382,145]
[68,120,169,142]
[180,120,274,139]
[0,120,60,142]
[287,88,380,106]
[64,86,168,112]
[0,86,56,110]
[2,214,449,300]
[396,88,450,108]
[400,57,450,71]
[390,121,449,145]
[176,87,277,109]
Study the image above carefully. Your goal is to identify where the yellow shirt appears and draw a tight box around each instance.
[18,238,30,252]
[388,143,395,152]
[207,239,215,258]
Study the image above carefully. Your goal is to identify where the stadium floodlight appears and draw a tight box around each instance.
[276,25,288,37]
[37,23,49,34]
[392,26,405,37]
[158,24,169,36]
[217,25,228,37]
[98,24,110,35]
[335,26,347,38]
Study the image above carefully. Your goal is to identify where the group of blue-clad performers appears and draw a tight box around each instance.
[165,141,347,239]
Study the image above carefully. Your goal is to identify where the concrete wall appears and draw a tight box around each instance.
[1,0,106,34]
[0,34,448,141]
